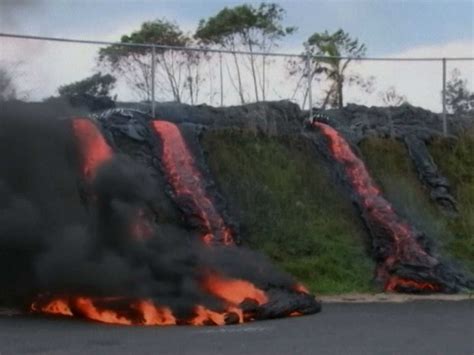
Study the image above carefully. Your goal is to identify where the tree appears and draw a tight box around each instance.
[53,73,116,110]
[304,29,367,109]
[445,68,474,115]
[195,3,295,103]
[99,19,206,103]
[58,73,116,99]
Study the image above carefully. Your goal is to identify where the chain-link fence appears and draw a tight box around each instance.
[1,33,473,134]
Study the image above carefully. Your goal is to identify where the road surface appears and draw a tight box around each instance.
[0,301,472,355]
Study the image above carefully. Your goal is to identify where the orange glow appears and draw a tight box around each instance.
[133,300,176,325]
[202,273,268,306]
[72,118,113,181]
[31,296,178,326]
[31,298,73,317]
[190,305,227,326]
[315,122,440,293]
[31,295,249,326]
[151,120,234,245]
[75,297,132,325]
[385,276,441,292]
[293,283,310,294]
[289,311,303,317]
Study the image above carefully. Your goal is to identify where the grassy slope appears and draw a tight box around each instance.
[202,131,375,294]
[359,136,474,275]
[429,131,474,273]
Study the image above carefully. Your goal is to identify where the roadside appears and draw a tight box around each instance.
[319,292,473,303]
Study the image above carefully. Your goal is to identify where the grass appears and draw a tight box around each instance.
[202,131,375,294]
[429,131,474,273]
[359,136,474,275]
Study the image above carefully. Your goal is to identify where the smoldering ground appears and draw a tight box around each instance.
[0,103,318,318]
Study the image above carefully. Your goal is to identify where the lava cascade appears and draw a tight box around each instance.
[314,122,446,292]
[151,120,234,245]
[71,118,113,181]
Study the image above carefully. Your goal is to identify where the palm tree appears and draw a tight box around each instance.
[305,29,366,109]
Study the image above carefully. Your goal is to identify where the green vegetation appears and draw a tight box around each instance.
[430,131,474,273]
[359,136,474,275]
[202,131,375,294]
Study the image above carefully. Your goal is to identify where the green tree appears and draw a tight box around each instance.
[196,3,295,103]
[304,29,367,109]
[58,73,116,99]
[99,19,205,103]
[445,68,474,115]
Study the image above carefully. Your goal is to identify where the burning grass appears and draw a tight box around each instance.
[202,131,375,294]
[360,136,474,277]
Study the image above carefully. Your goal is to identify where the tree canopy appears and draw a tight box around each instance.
[445,68,474,115]
[195,3,295,102]
[58,73,116,98]
[195,3,295,47]
[98,19,203,102]
[305,29,367,108]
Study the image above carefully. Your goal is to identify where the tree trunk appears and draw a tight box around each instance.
[262,54,266,101]
[337,75,343,108]
[232,53,245,104]
[247,40,260,102]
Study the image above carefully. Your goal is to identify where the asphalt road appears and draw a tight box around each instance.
[0,301,472,355]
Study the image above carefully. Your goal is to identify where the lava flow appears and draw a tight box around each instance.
[30,274,272,326]
[151,120,234,245]
[314,122,445,293]
[72,118,152,242]
[71,118,113,181]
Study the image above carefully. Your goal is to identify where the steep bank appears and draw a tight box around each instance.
[202,131,375,294]
[358,134,474,276]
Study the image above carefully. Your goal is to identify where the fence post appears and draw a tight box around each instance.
[306,53,313,121]
[442,57,447,136]
[219,52,224,107]
[151,45,156,117]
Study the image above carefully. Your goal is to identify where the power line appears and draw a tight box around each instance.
[1,32,473,61]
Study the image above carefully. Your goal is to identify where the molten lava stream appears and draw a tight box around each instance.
[72,118,152,241]
[151,120,234,245]
[31,297,177,326]
[31,294,247,326]
[314,122,440,293]
[71,118,113,181]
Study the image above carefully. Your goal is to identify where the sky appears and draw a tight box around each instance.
[0,0,473,111]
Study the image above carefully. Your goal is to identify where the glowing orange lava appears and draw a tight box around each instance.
[151,120,235,245]
[31,298,73,317]
[31,296,177,326]
[315,122,439,292]
[72,118,113,181]
[202,273,268,306]
[385,276,441,292]
[31,296,250,326]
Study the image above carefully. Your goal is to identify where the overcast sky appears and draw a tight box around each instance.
[1,0,473,111]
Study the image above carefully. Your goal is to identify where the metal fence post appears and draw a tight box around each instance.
[306,53,313,121]
[219,52,224,107]
[151,45,156,117]
[442,58,447,136]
